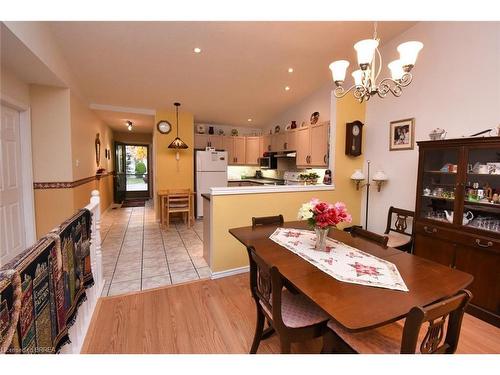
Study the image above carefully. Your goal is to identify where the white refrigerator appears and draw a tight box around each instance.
[195,150,228,218]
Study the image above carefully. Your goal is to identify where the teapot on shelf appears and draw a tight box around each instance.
[429,128,447,140]
[444,210,474,225]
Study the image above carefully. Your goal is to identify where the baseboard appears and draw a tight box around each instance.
[210,266,249,280]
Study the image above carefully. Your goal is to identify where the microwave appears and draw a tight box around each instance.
[258,153,278,169]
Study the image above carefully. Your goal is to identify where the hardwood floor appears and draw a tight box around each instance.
[82,273,500,354]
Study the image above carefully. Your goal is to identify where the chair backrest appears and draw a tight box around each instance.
[400,289,472,354]
[167,190,190,211]
[252,215,284,229]
[245,246,285,328]
[385,206,414,236]
[351,227,389,248]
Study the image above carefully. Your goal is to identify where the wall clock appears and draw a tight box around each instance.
[157,120,172,134]
[345,120,363,157]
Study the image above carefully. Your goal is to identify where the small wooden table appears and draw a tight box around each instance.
[158,189,196,227]
[229,221,473,332]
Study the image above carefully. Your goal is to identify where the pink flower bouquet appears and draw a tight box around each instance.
[298,199,352,229]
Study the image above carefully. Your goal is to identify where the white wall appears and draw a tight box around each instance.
[364,22,500,232]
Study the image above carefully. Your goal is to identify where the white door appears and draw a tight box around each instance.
[0,105,26,266]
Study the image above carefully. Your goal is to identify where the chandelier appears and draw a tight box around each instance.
[329,23,423,102]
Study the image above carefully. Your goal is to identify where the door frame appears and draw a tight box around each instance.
[1,94,36,246]
[114,142,152,200]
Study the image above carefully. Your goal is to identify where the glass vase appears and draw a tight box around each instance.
[314,227,330,252]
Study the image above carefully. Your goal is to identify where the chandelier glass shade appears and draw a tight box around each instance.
[329,26,423,103]
[168,102,188,150]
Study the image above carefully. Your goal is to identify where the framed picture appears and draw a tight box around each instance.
[389,118,415,151]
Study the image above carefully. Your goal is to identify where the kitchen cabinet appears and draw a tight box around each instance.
[245,137,261,165]
[223,136,246,165]
[310,122,329,166]
[295,126,310,166]
[295,122,329,167]
[271,131,296,152]
[262,135,272,153]
[413,137,500,327]
[194,134,223,149]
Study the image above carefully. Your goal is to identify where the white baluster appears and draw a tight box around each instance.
[90,190,103,290]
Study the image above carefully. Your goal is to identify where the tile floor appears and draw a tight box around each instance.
[99,200,210,297]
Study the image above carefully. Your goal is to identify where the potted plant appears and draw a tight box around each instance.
[299,172,320,185]
[297,199,352,251]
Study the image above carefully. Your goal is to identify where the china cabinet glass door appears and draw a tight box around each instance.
[419,147,460,224]
[461,147,500,235]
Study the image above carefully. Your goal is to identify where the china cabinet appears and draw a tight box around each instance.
[414,137,500,327]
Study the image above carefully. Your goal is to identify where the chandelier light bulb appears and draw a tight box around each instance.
[354,39,379,70]
[388,60,405,81]
[397,41,423,71]
[329,60,350,85]
[352,70,364,86]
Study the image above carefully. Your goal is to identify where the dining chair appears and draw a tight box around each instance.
[246,245,329,354]
[323,289,472,354]
[384,206,415,252]
[164,189,192,229]
[251,214,284,229]
[350,226,389,248]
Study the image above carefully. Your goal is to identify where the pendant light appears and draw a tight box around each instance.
[168,102,188,161]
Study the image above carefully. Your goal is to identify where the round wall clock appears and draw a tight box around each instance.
[157,120,172,134]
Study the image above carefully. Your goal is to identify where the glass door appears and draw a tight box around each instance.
[462,146,500,234]
[114,142,126,203]
[418,147,460,225]
[124,144,149,197]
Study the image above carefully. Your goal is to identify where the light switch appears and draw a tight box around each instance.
[75,159,80,167]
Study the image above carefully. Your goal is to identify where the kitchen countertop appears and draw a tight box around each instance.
[210,183,335,196]
[201,193,211,201]
[228,177,285,185]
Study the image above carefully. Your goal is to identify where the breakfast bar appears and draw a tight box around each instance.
[202,183,341,276]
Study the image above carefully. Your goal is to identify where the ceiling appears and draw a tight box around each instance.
[92,109,154,134]
[47,21,416,128]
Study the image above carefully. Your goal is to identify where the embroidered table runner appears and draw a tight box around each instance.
[269,228,409,292]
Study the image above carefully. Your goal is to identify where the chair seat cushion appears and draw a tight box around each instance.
[387,232,411,248]
[260,290,329,328]
[327,319,404,354]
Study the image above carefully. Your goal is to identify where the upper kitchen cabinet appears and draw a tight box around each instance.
[309,122,329,166]
[262,135,272,153]
[271,131,297,152]
[296,126,310,166]
[223,136,246,165]
[194,134,224,149]
[245,137,261,165]
[296,122,330,168]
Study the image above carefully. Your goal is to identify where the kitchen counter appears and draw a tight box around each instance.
[211,183,334,196]
[201,193,211,201]
[228,178,285,185]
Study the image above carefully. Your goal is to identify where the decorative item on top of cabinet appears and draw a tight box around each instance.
[310,111,320,125]
[345,120,363,157]
[414,136,500,327]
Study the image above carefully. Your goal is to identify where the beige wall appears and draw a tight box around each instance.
[154,109,194,216]
[0,66,31,104]
[30,84,73,182]
[70,92,114,180]
[113,131,152,144]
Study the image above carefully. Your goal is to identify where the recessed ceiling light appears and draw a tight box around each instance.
[193,47,202,53]
[285,86,291,91]
[288,68,294,73]
[247,118,253,122]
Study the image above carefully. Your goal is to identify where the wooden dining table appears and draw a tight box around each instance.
[229,221,473,333]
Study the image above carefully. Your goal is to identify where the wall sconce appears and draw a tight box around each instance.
[350,161,389,229]
[372,170,388,192]
[350,169,366,190]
